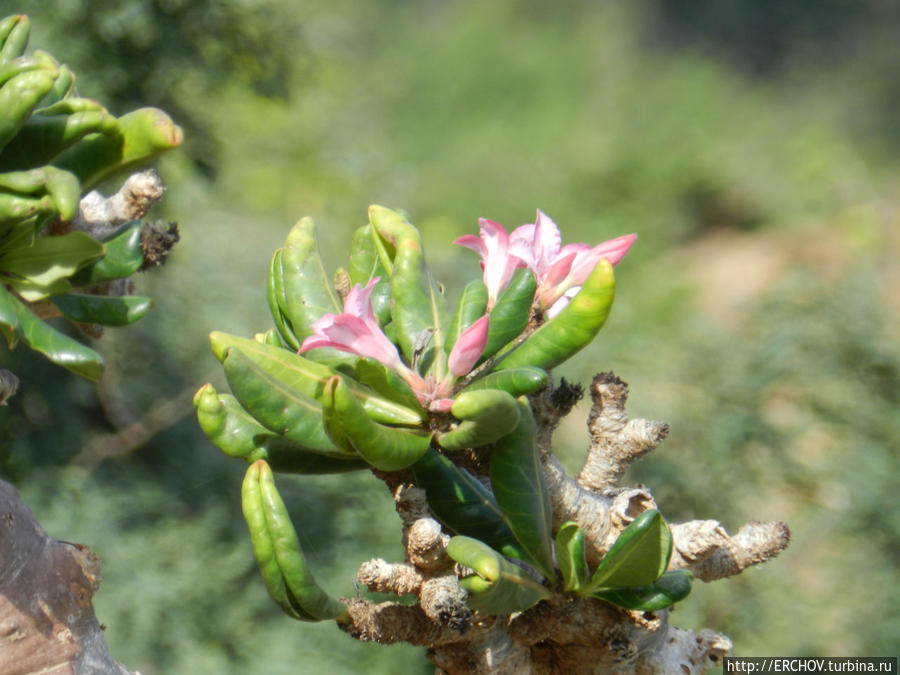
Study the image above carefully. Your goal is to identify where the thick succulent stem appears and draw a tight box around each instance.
[338,371,790,673]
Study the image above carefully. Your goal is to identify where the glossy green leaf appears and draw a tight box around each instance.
[0,69,57,152]
[555,522,589,592]
[322,376,432,471]
[460,366,549,398]
[481,268,536,362]
[50,293,152,326]
[210,331,424,426]
[436,389,520,451]
[69,222,143,286]
[266,248,300,350]
[194,384,366,474]
[369,204,449,377]
[348,356,424,416]
[0,15,30,66]
[0,230,103,291]
[411,447,527,561]
[446,278,488,355]
[447,536,550,615]
[280,218,341,341]
[54,107,182,190]
[489,398,555,580]
[0,103,119,171]
[494,259,615,372]
[242,460,347,621]
[0,284,103,379]
[582,509,673,593]
[591,570,693,612]
[222,347,351,457]
[347,224,391,325]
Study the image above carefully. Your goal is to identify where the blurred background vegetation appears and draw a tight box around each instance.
[2,0,898,671]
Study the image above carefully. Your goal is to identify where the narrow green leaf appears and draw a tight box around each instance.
[222,347,351,458]
[489,398,555,580]
[50,293,152,326]
[242,460,347,621]
[411,447,527,561]
[591,570,693,612]
[445,278,488,354]
[555,522,589,592]
[210,332,424,426]
[369,205,449,377]
[0,230,103,287]
[69,222,143,286]
[0,285,103,379]
[280,218,342,341]
[266,247,300,350]
[322,376,432,471]
[494,259,615,372]
[460,366,549,398]
[347,224,391,325]
[582,509,673,593]
[481,268,536,362]
[447,536,550,615]
[349,356,424,416]
[436,389,520,451]
[194,384,367,474]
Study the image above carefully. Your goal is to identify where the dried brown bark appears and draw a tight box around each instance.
[0,479,134,675]
[340,372,790,674]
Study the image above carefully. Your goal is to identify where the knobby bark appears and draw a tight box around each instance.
[341,372,791,674]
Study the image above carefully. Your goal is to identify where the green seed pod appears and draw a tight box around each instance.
[436,388,520,451]
[493,259,615,372]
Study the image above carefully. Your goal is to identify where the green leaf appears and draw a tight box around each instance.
[369,205,449,377]
[481,268,536,363]
[210,332,424,426]
[348,356,424,416]
[322,376,432,471]
[411,447,527,561]
[445,278,488,355]
[436,388,520,451]
[494,259,615,372]
[347,224,391,325]
[591,570,693,612]
[447,536,550,615]
[280,218,342,342]
[0,284,103,379]
[69,222,143,286]
[460,366,549,398]
[555,522,589,592]
[489,398,555,580]
[50,293,153,326]
[222,347,351,458]
[581,509,673,593]
[194,384,367,474]
[241,460,347,621]
[0,230,103,290]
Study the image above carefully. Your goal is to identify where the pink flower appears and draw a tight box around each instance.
[300,279,424,390]
[454,219,528,309]
[447,314,489,377]
[514,210,636,317]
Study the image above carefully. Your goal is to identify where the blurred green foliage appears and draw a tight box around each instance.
[1,0,898,671]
